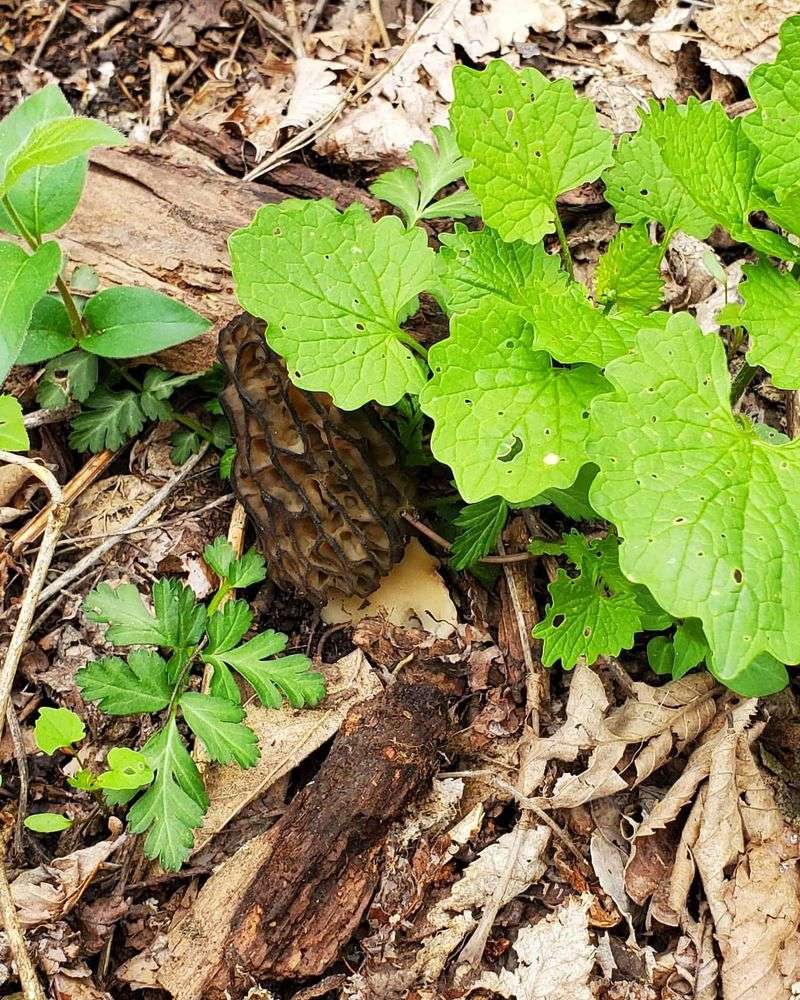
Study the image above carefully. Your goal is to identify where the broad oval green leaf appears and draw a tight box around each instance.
[0,116,124,198]
[229,199,436,409]
[0,240,61,381]
[0,84,88,238]
[34,706,85,755]
[0,394,29,451]
[96,747,154,790]
[80,286,211,357]
[450,60,613,246]
[24,812,72,833]
[17,296,75,364]
[588,313,800,687]
[419,304,608,503]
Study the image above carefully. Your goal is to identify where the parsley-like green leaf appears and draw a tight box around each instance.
[34,706,85,755]
[0,394,28,451]
[202,537,236,579]
[370,125,480,227]
[739,259,800,389]
[83,582,163,645]
[76,650,172,715]
[203,540,266,589]
[450,60,612,246]
[139,370,198,421]
[170,428,203,464]
[68,386,146,452]
[38,348,98,406]
[437,225,634,367]
[742,15,800,200]
[654,98,799,260]
[587,312,800,685]
[604,104,714,239]
[229,199,436,409]
[419,304,608,503]
[594,224,664,312]
[126,719,207,871]
[531,531,669,670]
[449,496,508,570]
[202,629,325,709]
[647,619,708,679]
[152,578,206,649]
[206,599,252,652]
[179,692,259,767]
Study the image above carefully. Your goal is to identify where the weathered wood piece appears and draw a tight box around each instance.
[159,682,448,999]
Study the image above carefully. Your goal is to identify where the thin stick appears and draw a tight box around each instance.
[787,390,800,439]
[30,0,70,66]
[401,512,533,564]
[23,403,80,428]
[36,446,209,606]
[0,844,47,1000]
[553,210,574,278]
[6,705,29,860]
[304,0,329,35]
[369,0,390,47]
[282,0,305,56]
[11,449,116,554]
[0,452,69,750]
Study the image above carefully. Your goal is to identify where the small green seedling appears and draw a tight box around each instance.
[75,538,326,870]
[228,14,800,698]
[27,706,152,834]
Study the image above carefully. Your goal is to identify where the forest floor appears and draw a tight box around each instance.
[2,1,800,999]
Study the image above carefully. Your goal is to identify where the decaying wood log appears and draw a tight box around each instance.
[58,145,370,372]
[158,682,448,1000]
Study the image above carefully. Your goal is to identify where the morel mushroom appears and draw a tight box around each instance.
[219,314,410,603]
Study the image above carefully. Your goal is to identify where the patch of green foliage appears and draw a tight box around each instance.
[75,539,325,870]
[229,16,800,698]
[0,84,224,459]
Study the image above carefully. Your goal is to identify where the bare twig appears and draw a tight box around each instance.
[0,453,69,749]
[30,0,70,66]
[0,842,47,1000]
[787,390,800,439]
[6,705,29,860]
[304,0,329,35]
[23,403,80,428]
[369,0,390,47]
[12,449,116,554]
[282,0,305,56]
[36,446,209,606]
[401,512,533,564]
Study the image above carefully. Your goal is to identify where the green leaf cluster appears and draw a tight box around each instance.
[76,537,325,870]
[0,84,214,457]
[228,14,800,698]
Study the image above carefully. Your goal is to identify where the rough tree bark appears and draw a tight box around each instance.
[158,682,448,1000]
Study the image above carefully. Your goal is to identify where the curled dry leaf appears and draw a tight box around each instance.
[695,0,800,80]
[474,895,596,1000]
[11,835,126,929]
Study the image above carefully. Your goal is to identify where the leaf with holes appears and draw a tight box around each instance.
[531,531,669,669]
[743,15,800,200]
[587,312,800,686]
[450,60,613,246]
[604,102,714,239]
[438,225,634,367]
[419,303,608,503]
[229,199,436,409]
[739,259,800,389]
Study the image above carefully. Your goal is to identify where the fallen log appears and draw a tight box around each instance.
[58,144,369,372]
[158,681,448,1000]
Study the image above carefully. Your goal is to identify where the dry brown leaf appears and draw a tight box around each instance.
[474,896,595,1000]
[590,830,635,943]
[605,674,718,744]
[195,651,382,849]
[529,663,610,765]
[284,58,344,129]
[547,740,628,809]
[226,79,289,159]
[51,963,113,1000]
[11,835,125,929]
[696,0,800,80]
[323,539,458,638]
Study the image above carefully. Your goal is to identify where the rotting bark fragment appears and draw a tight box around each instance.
[219,313,410,603]
[159,682,448,1000]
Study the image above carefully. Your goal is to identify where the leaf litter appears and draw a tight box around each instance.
[4,2,800,999]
